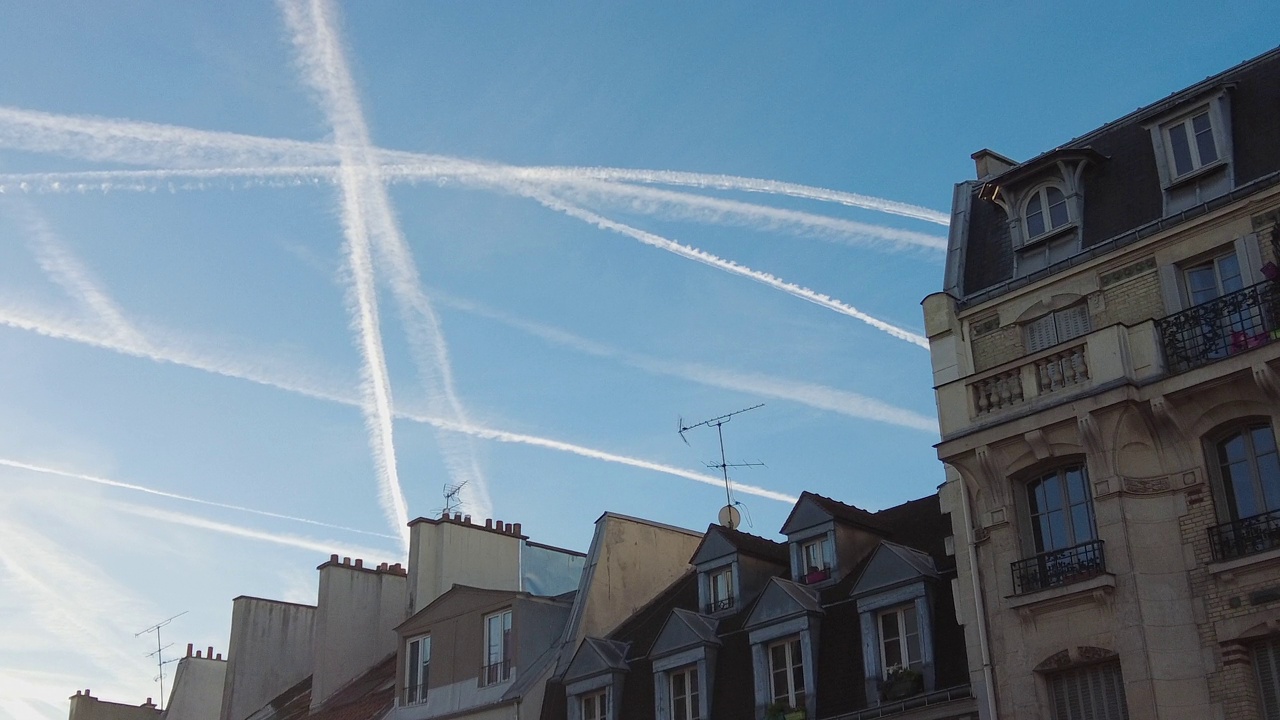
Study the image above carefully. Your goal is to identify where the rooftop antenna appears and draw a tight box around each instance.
[678,403,765,530]
[135,611,186,709]
[440,481,467,516]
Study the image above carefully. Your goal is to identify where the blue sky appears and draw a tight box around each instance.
[1,2,1277,718]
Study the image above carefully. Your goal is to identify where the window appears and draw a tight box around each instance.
[1216,422,1280,521]
[878,606,923,677]
[1028,466,1096,554]
[1164,109,1219,179]
[1255,637,1280,720]
[1012,465,1104,594]
[708,566,734,613]
[1185,251,1245,307]
[405,635,430,705]
[799,537,830,584]
[669,666,700,720]
[1024,185,1071,240]
[482,609,512,685]
[768,638,806,708]
[581,689,609,720]
[1023,304,1091,354]
[1047,661,1129,720]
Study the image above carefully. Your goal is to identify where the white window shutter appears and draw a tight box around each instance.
[1054,305,1091,344]
[1025,314,1058,353]
[1159,263,1182,314]
[1238,233,1264,285]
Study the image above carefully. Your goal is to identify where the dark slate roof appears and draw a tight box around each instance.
[873,493,955,573]
[691,524,789,565]
[243,655,395,720]
[957,45,1280,301]
[782,491,887,535]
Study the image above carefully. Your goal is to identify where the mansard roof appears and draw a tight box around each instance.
[955,45,1280,303]
[242,654,395,720]
[563,637,631,684]
[851,541,940,599]
[743,577,822,630]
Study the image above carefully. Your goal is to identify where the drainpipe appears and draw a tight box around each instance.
[958,475,999,720]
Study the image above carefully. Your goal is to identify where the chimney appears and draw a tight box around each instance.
[186,643,193,657]
[485,519,493,529]
[512,523,522,536]
[463,515,472,524]
[971,148,1017,181]
[355,558,363,569]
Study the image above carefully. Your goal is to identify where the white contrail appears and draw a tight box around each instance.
[104,499,395,561]
[5,199,145,345]
[539,178,946,252]
[524,188,929,348]
[281,0,491,519]
[511,166,952,226]
[0,457,397,539]
[0,521,154,679]
[0,296,796,504]
[442,294,938,432]
[280,0,413,549]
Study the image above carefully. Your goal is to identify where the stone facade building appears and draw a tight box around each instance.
[925,47,1280,720]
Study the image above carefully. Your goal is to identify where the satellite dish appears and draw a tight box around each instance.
[718,505,741,530]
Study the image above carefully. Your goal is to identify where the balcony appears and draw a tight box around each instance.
[1156,278,1280,375]
[704,595,735,614]
[479,658,512,686]
[1011,540,1106,595]
[799,567,831,585]
[1209,509,1280,561]
[937,321,1165,438]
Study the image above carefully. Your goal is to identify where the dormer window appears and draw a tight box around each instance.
[1166,109,1219,178]
[405,634,431,705]
[1024,184,1071,240]
[708,567,734,613]
[800,537,830,584]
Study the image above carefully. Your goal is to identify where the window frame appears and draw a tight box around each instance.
[707,565,734,613]
[1022,183,1073,242]
[876,604,923,678]
[1045,660,1129,720]
[795,534,832,584]
[767,637,806,709]
[1208,420,1280,524]
[481,608,513,686]
[581,689,609,720]
[1162,106,1222,181]
[404,634,431,706]
[1023,464,1098,555]
[668,665,701,720]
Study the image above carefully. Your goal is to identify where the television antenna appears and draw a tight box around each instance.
[678,403,765,530]
[439,481,468,516]
[136,611,187,709]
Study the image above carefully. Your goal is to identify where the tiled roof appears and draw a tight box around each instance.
[798,491,888,532]
[873,493,955,572]
[707,524,789,564]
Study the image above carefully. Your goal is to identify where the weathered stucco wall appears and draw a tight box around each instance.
[219,597,315,720]
[311,557,408,708]
[163,653,226,720]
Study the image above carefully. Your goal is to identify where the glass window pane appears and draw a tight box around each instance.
[1043,475,1065,511]
[1169,122,1193,175]
[1066,467,1088,503]
[1193,112,1218,164]
[1217,253,1243,293]
[881,612,900,640]
[1071,504,1096,543]
[1048,195,1069,229]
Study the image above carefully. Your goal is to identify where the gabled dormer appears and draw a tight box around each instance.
[743,578,824,719]
[650,609,721,720]
[563,637,630,720]
[851,541,943,706]
[780,492,887,587]
[689,524,788,616]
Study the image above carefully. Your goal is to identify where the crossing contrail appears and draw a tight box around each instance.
[281,0,413,550]
[282,0,491,524]
[0,457,398,539]
[524,188,930,348]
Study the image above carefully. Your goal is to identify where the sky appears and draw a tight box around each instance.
[0,2,1277,718]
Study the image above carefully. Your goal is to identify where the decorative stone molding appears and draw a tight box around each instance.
[1252,362,1280,404]
[1024,429,1052,461]
[1121,476,1173,495]
[1010,573,1116,620]
[976,445,1007,506]
[1033,646,1118,672]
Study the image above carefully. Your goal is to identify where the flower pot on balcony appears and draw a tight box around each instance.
[783,711,807,720]
[881,669,924,701]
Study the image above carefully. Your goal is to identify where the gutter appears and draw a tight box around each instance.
[957,478,998,720]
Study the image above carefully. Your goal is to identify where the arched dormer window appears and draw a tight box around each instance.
[1210,420,1280,524]
[1023,184,1071,240]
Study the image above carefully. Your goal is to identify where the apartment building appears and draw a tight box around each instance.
[925,46,1280,720]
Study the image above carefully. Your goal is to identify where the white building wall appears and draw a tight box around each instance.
[219,597,315,720]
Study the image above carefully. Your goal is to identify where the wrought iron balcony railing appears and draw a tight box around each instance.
[479,658,512,686]
[704,595,735,614]
[1011,539,1106,595]
[1209,509,1280,561]
[1156,278,1280,374]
